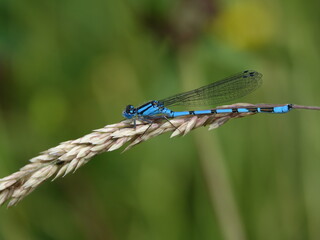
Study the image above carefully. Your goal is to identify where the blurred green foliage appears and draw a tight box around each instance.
[1,0,320,239]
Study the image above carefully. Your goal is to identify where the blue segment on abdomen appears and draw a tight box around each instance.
[172,111,191,117]
[256,105,292,113]
[216,109,233,113]
[237,108,250,113]
[172,110,212,117]
[194,110,212,115]
[273,105,291,113]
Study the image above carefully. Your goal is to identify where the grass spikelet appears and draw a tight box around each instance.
[0,103,257,207]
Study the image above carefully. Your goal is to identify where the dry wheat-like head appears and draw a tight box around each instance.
[0,103,256,207]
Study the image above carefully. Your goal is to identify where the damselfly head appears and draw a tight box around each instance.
[123,105,136,119]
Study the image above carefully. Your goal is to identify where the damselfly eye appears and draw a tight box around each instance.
[125,105,135,113]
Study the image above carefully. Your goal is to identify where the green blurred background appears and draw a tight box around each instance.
[1,0,320,239]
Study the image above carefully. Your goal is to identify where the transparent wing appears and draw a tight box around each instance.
[158,70,262,107]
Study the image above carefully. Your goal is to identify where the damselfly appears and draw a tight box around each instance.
[122,70,292,125]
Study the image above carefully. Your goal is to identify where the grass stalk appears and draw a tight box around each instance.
[1,103,319,207]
